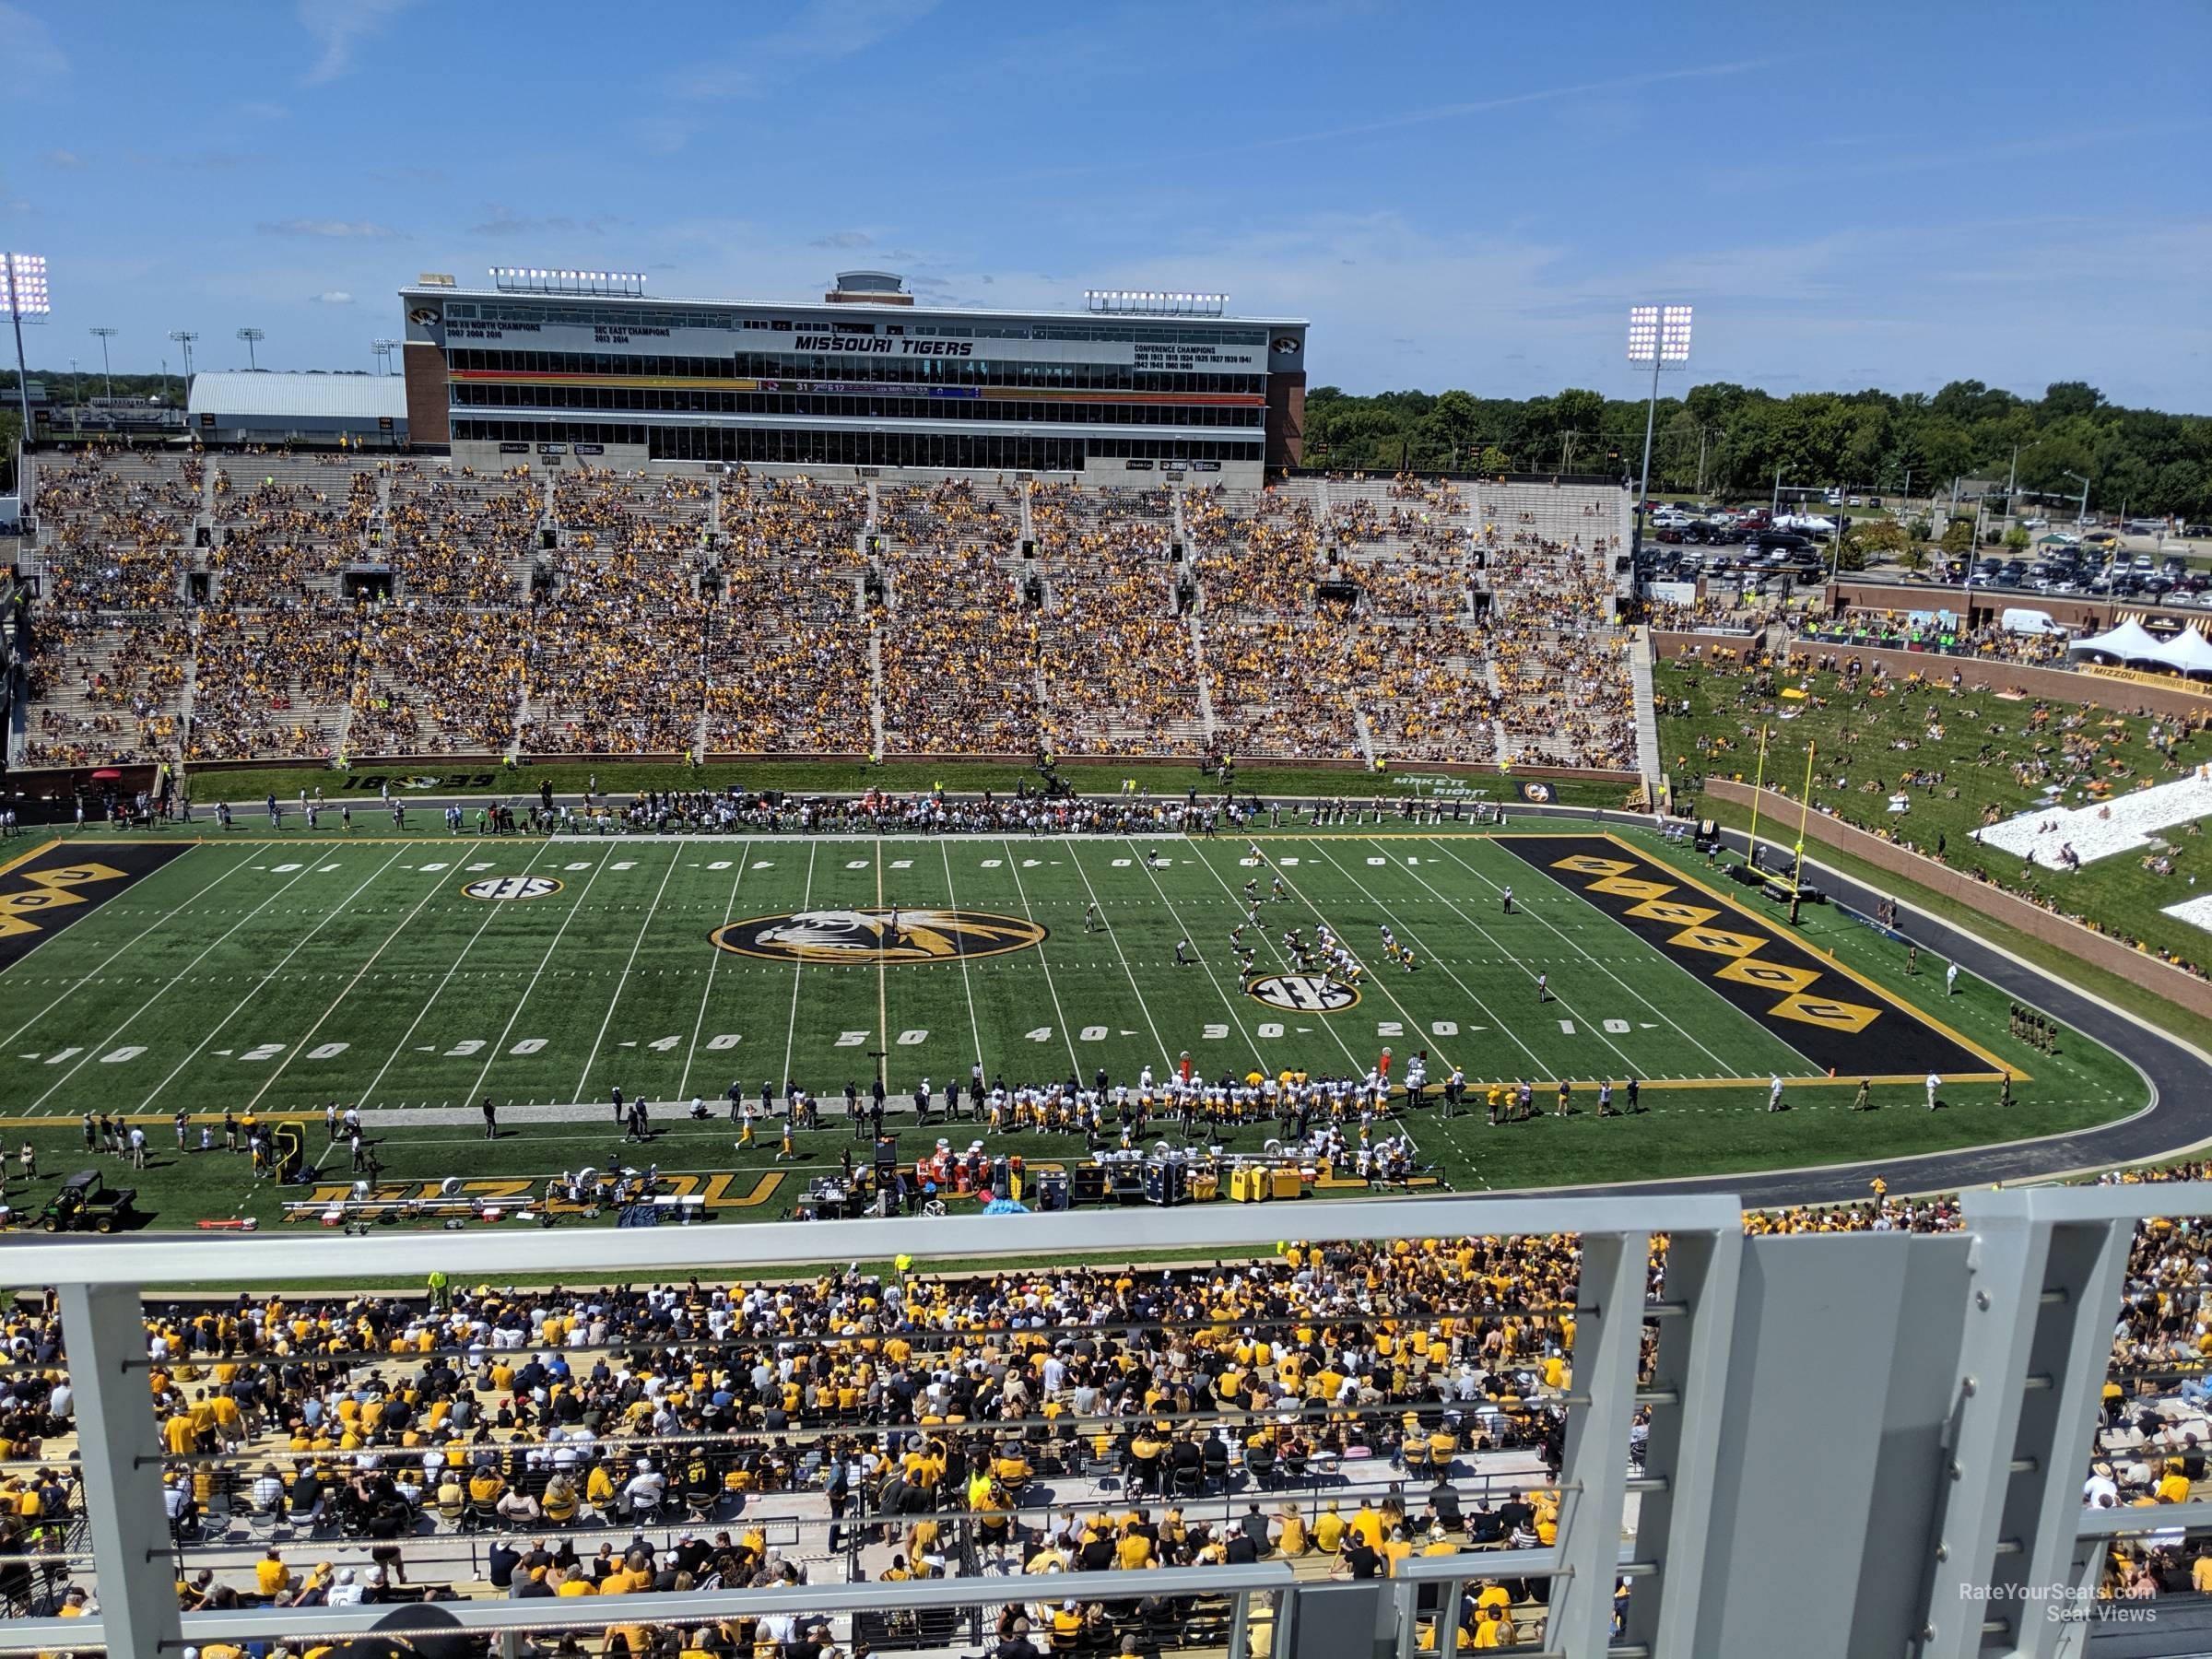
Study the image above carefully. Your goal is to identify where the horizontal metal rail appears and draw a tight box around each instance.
[19,1194,1747,1285]
[0,1559,1298,1655]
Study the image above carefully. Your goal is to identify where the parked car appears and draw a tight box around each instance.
[1749,529,1816,555]
[2021,516,2049,530]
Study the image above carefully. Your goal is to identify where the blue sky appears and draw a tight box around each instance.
[3,0,2206,410]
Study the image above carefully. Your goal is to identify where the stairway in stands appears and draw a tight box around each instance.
[1629,626,1662,795]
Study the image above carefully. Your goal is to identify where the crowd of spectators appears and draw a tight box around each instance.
[18,456,1635,773]
[10,1167,2212,1646]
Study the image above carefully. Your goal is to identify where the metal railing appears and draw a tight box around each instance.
[10,1183,2206,1656]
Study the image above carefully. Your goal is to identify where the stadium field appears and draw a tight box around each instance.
[0,823,2138,1227]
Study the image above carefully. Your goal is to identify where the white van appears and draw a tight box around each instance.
[2000,607,2065,637]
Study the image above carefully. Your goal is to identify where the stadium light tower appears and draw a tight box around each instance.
[236,326,264,371]
[1626,304,1692,558]
[168,329,198,401]
[2,253,50,449]
[371,337,401,375]
[89,325,117,401]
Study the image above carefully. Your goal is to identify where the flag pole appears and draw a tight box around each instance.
[1794,740,1817,894]
[1745,724,1770,868]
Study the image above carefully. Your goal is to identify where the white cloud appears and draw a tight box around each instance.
[811,229,875,249]
[299,0,415,86]
[0,3,66,77]
[467,205,623,239]
[311,291,354,305]
[258,218,404,239]
[41,147,85,169]
[668,0,938,106]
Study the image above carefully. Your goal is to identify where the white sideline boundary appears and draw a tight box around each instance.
[545,831,1184,843]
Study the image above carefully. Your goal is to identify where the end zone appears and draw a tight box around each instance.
[1498,833,2008,1083]
[0,841,196,975]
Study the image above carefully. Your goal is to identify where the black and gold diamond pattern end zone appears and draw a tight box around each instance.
[1498,834,1993,1078]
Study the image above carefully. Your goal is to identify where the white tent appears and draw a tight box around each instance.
[2070,619,2171,664]
[2157,628,2212,677]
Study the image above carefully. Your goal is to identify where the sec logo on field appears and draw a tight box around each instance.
[1245,972,1359,1013]
[461,876,563,901]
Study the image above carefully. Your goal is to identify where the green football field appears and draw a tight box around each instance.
[0,822,2142,1226]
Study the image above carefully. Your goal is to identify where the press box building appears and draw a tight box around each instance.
[399,269,1308,484]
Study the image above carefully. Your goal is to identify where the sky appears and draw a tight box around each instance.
[2,0,2207,412]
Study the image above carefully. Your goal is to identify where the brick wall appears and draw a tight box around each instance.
[402,342,451,447]
[1653,632,2212,719]
[1700,778,2212,1022]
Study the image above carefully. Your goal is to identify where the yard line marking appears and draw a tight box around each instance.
[676,853,752,1103]
[0,844,259,1047]
[1125,840,1269,1072]
[938,841,985,1076]
[25,854,333,1112]
[1428,836,1780,1075]
[130,847,413,1112]
[0,839,62,882]
[1065,841,1171,1073]
[1429,836,1742,1074]
[358,842,566,1108]
[999,837,1080,1075]
[567,846,686,1103]
[241,852,463,1112]
[779,842,820,1087]
[1267,841,1501,1076]
[876,838,892,1086]
[1183,841,1371,1077]
[1313,842,1578,1076]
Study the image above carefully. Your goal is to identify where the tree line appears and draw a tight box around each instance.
[1301,379,2212,522]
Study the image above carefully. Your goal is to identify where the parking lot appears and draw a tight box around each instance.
[1639,500,2207,603]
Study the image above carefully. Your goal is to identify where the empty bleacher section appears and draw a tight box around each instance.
[14,454,1635,771]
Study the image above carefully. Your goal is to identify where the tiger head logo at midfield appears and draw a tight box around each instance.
[711,908,1046,963]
